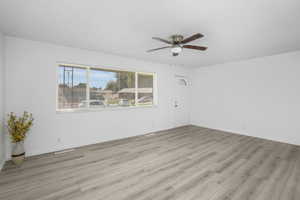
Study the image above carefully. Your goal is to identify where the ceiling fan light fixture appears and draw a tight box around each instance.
[171,46,182,54]
[147,33,207,55]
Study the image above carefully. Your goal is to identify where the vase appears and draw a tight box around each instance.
[12,141,25,166]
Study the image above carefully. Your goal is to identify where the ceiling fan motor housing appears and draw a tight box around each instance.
[170,35,184,44]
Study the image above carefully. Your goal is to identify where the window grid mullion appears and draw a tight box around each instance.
[86,67,90,109]
[135,72,138,106]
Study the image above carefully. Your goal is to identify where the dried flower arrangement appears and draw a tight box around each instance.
[7,111,34,143]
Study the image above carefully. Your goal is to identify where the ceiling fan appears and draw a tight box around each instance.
[147,33,207,56]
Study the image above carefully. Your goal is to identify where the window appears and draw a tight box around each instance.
[57,64,156,111]
[58,66,87,109]
[137,73,153,106]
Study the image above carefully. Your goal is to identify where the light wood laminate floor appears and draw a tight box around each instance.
[1,125,300,200]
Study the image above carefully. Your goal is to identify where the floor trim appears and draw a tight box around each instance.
[5,125,192,161]
[191,123,300,146]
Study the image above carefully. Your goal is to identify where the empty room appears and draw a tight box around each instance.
[0,0,300,199]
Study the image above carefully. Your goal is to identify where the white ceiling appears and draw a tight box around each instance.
[0,0,299,67]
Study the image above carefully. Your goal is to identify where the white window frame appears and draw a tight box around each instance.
[56,63,157,112]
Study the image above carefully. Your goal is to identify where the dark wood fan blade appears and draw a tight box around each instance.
[183,45,207,51]
[181,33,203,44]
[152,37,172,44]
[147,46,171,52]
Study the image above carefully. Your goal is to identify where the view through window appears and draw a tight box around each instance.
[58,65,155,110]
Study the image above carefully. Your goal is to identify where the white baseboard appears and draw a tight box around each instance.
[190,123,300,146]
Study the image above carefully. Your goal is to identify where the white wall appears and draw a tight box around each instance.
[4,37,191,159]
[3,36,300,161]
[191,51,300,145]
[0,32,5,169]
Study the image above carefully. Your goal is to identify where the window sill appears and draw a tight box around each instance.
[56,105,158,114]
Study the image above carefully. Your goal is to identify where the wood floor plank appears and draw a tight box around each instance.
[0,125,300,200]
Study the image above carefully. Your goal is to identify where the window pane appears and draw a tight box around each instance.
[58,66,87,109]
[137,73,153,105]
[90,68,135,107]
